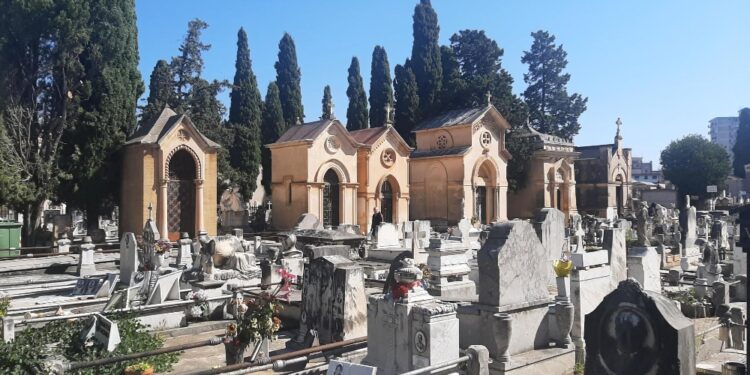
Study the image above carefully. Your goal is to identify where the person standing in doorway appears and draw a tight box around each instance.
[371,207,383,238]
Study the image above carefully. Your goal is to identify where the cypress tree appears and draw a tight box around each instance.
[394,62,420,144]
[733,108,750,177]
[58,0,144,229]
[522,30,587,140]
[172,19,211,110]
[275,33,304,126]
[369,46,393,127]
[346,57,368,130]
[439,45,465,110]
[261,82,285,193]
[321,85,334,120]
[141,60,174,126]
[228,27,263,200]
[411,0,442,117]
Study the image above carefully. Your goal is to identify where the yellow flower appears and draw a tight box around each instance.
[553,259,573,277]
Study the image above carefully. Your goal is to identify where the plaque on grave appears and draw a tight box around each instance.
[71,278,104,297]
[584,278,695,375]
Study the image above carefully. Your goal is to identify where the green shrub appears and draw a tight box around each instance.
[0,314,180,374]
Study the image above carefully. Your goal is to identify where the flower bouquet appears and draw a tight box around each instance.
[223,276,291,364]
[123,362,154,375]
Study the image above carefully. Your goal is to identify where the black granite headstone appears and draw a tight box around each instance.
[584,278,695,375]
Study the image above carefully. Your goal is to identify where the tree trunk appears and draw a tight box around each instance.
[22,201,44,246]
[86,207,100,232]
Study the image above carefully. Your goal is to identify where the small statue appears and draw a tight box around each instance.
[635,202,651,247]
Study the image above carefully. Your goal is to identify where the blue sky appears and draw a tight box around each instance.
[135,1,749,166]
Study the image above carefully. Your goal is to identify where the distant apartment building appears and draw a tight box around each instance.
[632,156,664,183]
[709,116,739,164]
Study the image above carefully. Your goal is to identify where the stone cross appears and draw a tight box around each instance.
[486,91,492,105]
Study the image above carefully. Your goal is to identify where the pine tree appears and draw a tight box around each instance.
[522,30,587,140]
[261,82,285,193]
[59,0,144,230]
[411,0,442,117]
[346,57,368,130]
[321,85,333,120]
[369,46,393,127]
[275,33,304,126]
[733,108,750,177]
[172,19,210,110]
[228,27,263,200]
[141,60,174,126]
[394,62,420,144]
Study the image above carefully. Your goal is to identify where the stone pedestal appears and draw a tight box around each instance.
[570,265,614,364]
[425,239,475,299]
[627,247,661,293]
[57,234,71,254]
[570,249,608,269]
[77,236,97,276]
[177,233,194,268]
[694,278,709,299]
[365,287,459,374]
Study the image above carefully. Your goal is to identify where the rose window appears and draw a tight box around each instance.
[481,132,491,148]
[325,136,340,153]
[381,148,396,167]
[436,135,448,149]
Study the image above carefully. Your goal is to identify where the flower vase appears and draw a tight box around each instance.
[160,253,171,268]
[554,300,574,348]
[492,313,512,363]
[224,342,245,365]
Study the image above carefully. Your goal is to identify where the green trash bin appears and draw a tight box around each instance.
[0,221,22,257]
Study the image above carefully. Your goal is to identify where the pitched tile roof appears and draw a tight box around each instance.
[275,119,333,143]
[411,146,471,159]
[349,126,388,145]
[413,106,488,131]
[126,107,220,148]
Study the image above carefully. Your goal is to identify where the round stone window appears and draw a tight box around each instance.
[381,148,396,168]
[325,136,340,153]
[436,135,448,149]
[480,131,491,148]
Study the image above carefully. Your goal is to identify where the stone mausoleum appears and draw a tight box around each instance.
[121,107,220,240]
[508,122,579,222]
[267,118,412,231]
[409,102,511,225]
[574,119,632,219]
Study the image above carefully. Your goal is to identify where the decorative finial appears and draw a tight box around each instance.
[385,102,394,125]
[615,117,622,140]
[330,101,336,120]
[296,117,302,125]
[486,91,492,106]
[147,202,153,220]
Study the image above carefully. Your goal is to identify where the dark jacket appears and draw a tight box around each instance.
[371,212,383,232]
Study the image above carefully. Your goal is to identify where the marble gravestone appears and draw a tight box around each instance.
[294,213,324,230]
[603,224,628,287]
[533,208,566,285]
[77,236,97,276]
[425,238,475,299]
[458,220,572,374]
[585,279,695,375]
[374,223,401,248]
[289,255,367,349]
[177,232,194,268]
[627,247,662,293]
[364,259,460,374]
[120,233,138,286]
[680,200,698,256]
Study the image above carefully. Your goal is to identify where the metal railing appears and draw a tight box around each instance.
[399,356,471,375]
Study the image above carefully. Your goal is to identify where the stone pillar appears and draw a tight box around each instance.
[177,232,194,268]
[494,186,500,222]
[159,180,169,238]
[195,179,205,234]
[77,236,97,276]
[57,233,71,254]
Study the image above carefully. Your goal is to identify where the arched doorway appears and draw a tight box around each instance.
[615,175,624,216]
[168,149,197,240]
[474,160,497,224]
[380,180,393,223]
[323,169,340,228]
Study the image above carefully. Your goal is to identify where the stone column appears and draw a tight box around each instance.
[195,179,205,233]
[494,186,500,222]
[159,180,169,238]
